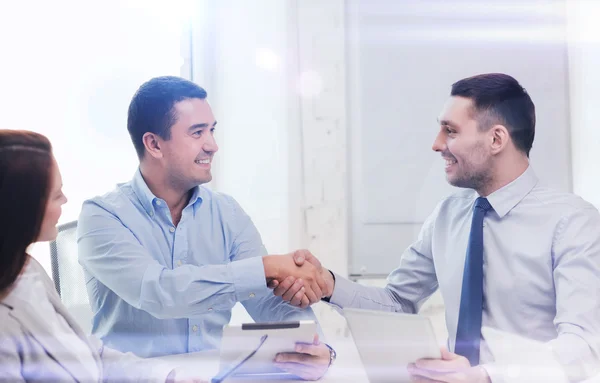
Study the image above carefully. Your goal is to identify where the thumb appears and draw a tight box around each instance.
[293,250,306,265]
[440,347,458,360]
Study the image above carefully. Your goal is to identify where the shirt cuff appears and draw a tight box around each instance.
[229,256,267,302]
[327,272,357,309]
[480,363,505,383]
[127,358,174,382]
[151,363,176,383]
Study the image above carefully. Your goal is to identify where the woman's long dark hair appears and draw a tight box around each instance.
[0,130,53,293]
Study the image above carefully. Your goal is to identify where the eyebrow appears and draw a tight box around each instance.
[437,119,458,129]
[188,121,218,131]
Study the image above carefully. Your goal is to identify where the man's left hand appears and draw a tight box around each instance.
[274,335,331,381]
[408,348,491,383]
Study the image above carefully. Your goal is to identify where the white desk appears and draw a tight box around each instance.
[153,340,600,383]
[153,336,370,383]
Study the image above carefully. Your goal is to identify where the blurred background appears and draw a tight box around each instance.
[2,0,599,343]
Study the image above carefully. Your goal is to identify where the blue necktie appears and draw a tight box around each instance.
[455,197,492,366]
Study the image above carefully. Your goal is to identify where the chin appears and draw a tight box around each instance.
[37,227,59,243]
[194,174,212,185]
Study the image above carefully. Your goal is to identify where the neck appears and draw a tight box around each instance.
[139,163,191,214]
[477,155,529,197]
[0,254,30,301]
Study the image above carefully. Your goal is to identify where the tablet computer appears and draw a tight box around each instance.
[343,308,441,383]
[216,320,318,379]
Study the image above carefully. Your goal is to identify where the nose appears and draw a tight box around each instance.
[432,130,446,153]
[204,133,219,154]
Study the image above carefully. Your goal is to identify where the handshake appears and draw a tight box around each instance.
[262,250,335,308]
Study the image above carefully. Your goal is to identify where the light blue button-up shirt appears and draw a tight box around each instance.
[329,166,600,379]
[77,169,318,357]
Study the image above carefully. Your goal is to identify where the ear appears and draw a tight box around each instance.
[489,124,510,155]
[142,132,164,159]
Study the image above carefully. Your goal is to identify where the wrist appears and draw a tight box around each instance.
[262,255,280,280]
[322,269,335,301]
[324,343,337,367]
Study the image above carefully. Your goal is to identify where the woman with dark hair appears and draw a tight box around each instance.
[0,130,204,382]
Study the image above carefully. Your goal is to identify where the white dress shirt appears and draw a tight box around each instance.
[329,166,600,381]
[0,258,175,382]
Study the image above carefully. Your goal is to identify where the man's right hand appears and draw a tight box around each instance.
[263,251,327,308]
[271,250,335,307]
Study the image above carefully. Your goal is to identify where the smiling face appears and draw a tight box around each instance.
[156,98,219,189]
[432,96,494,191]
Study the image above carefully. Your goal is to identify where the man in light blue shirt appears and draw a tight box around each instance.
[77,76,333,380]
[278,73,600,382]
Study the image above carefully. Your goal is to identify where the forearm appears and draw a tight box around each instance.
[326,271,417,313]
[97,339,174,382]
[548,332,600,382]
[136,257,267,318]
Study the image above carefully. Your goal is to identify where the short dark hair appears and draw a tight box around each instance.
[0,130,53,293]
[451,73,536,156]
[127,76,208,159]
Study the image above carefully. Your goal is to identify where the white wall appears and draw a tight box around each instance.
[566,0,600,209]
[192,0,304,255]
[346,0,572,276]
[0,0,191,273]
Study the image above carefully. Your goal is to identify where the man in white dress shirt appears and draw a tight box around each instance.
[274,73,600,382]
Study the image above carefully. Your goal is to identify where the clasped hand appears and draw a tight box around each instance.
[264,250,331,308]
[264,250,333,308]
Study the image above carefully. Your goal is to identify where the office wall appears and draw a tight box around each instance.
[566,0,600,209]
[190,0,302,255]
[0,0,191,273]
[346,0,572,276]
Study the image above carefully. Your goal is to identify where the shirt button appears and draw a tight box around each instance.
[149,211,154,217]
[249,293,255,298]
[176,260,182,267]
[169,227,175,233]
[155,200,162,206]
[192,325,198,332]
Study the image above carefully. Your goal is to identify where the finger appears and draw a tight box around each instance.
[312,334,319,345]
[314,272,327,297]
[440,347,460,361]
[267,279,279,289]
[274,362,324,381]
[309,281,323,302]
[275,352,315,364]
[408,365,448,381]
[299,295,310,309]
[292,250,306,266]
[282,279,304,301]
[294,343,328,359]
[301,250,320,266]
[303,285,319,304]
[273,276,295,297]
[290,287,306,307]
[414,359,455,372]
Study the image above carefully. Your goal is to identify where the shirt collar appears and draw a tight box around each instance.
[486,165,538,218]
[131,169,204,217]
